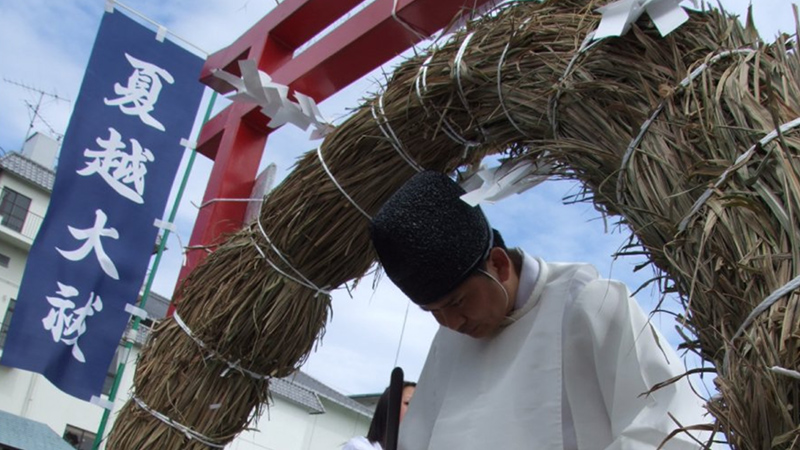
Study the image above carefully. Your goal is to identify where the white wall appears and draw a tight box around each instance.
[305,402,369,449]
[228,397,370,450]
[0,243,28,286]
[0,365,105,436]
[0,339,142,447]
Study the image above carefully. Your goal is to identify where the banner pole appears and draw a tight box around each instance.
[91,90,218,450]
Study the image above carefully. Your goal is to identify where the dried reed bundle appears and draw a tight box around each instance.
[109,1,799,448]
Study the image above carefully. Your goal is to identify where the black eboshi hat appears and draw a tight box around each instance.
[370,171,493,305]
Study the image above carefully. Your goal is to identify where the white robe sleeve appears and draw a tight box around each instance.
[564,278,709,450]
[342,436,382,450]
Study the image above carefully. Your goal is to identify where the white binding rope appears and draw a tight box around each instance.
[248,234,330,296]
[253,212,331,297]
[442,118,481,149]
[722,275,800,374]
[195,196,328,294]
[133,395,227,448]
[415,55,479,147]
[371,92,424,172]
[549,31,604,138]
[771,365,800,380]
[391,0,428,41]
[172,312,271,381]
[454,31,489,150]
[678,116,800,231]
[454,31,476,113]
[198,197,264,209]
[414,54,433,102]
[617,48,756,205]
[316,145,373,220]
[497,36,531,139]
[414,54,481,148]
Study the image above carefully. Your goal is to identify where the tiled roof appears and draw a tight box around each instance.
[0,152,56,192]
[274,371,373,418]
[270,377,326,414]
[0,409,76,450]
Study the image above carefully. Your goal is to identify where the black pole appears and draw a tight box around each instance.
[384,366,404,450]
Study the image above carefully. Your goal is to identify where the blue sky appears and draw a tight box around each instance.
[1,0,797,405]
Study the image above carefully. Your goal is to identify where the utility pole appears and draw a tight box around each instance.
[4,78,70,145]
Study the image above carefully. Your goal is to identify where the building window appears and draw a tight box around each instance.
[0,299,15,349]
[63,425,96,450]
[0,187,32,233]
[0,253,9,268]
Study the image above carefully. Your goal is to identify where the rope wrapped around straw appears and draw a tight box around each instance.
[109,1,799,448]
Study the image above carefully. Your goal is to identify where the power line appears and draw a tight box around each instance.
[393,301,410,368]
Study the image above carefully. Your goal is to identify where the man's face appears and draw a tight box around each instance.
[420,268,510,339]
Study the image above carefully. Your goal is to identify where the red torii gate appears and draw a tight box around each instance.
[171,0,490,311]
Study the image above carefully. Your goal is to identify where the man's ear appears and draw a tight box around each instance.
[487,247,511,282]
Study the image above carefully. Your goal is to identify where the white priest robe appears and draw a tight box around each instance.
[398,252,709,449]
[342,436,382,450]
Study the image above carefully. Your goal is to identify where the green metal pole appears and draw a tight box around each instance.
[91,91,218,450]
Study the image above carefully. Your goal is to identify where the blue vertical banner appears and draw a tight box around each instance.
[0,11,205,402]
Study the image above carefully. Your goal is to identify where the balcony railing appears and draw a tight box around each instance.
[0,210,45,242]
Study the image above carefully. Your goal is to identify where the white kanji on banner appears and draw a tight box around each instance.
[104,53,174,131]
[42,282,104,363]
[77,127,154,204]
[56,209,120,280]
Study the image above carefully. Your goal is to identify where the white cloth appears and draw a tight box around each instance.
[398,253,709,449]
[342,436,382,450]
[513,251,539,311]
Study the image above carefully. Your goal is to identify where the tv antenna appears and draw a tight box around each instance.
[4,78,71,145]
